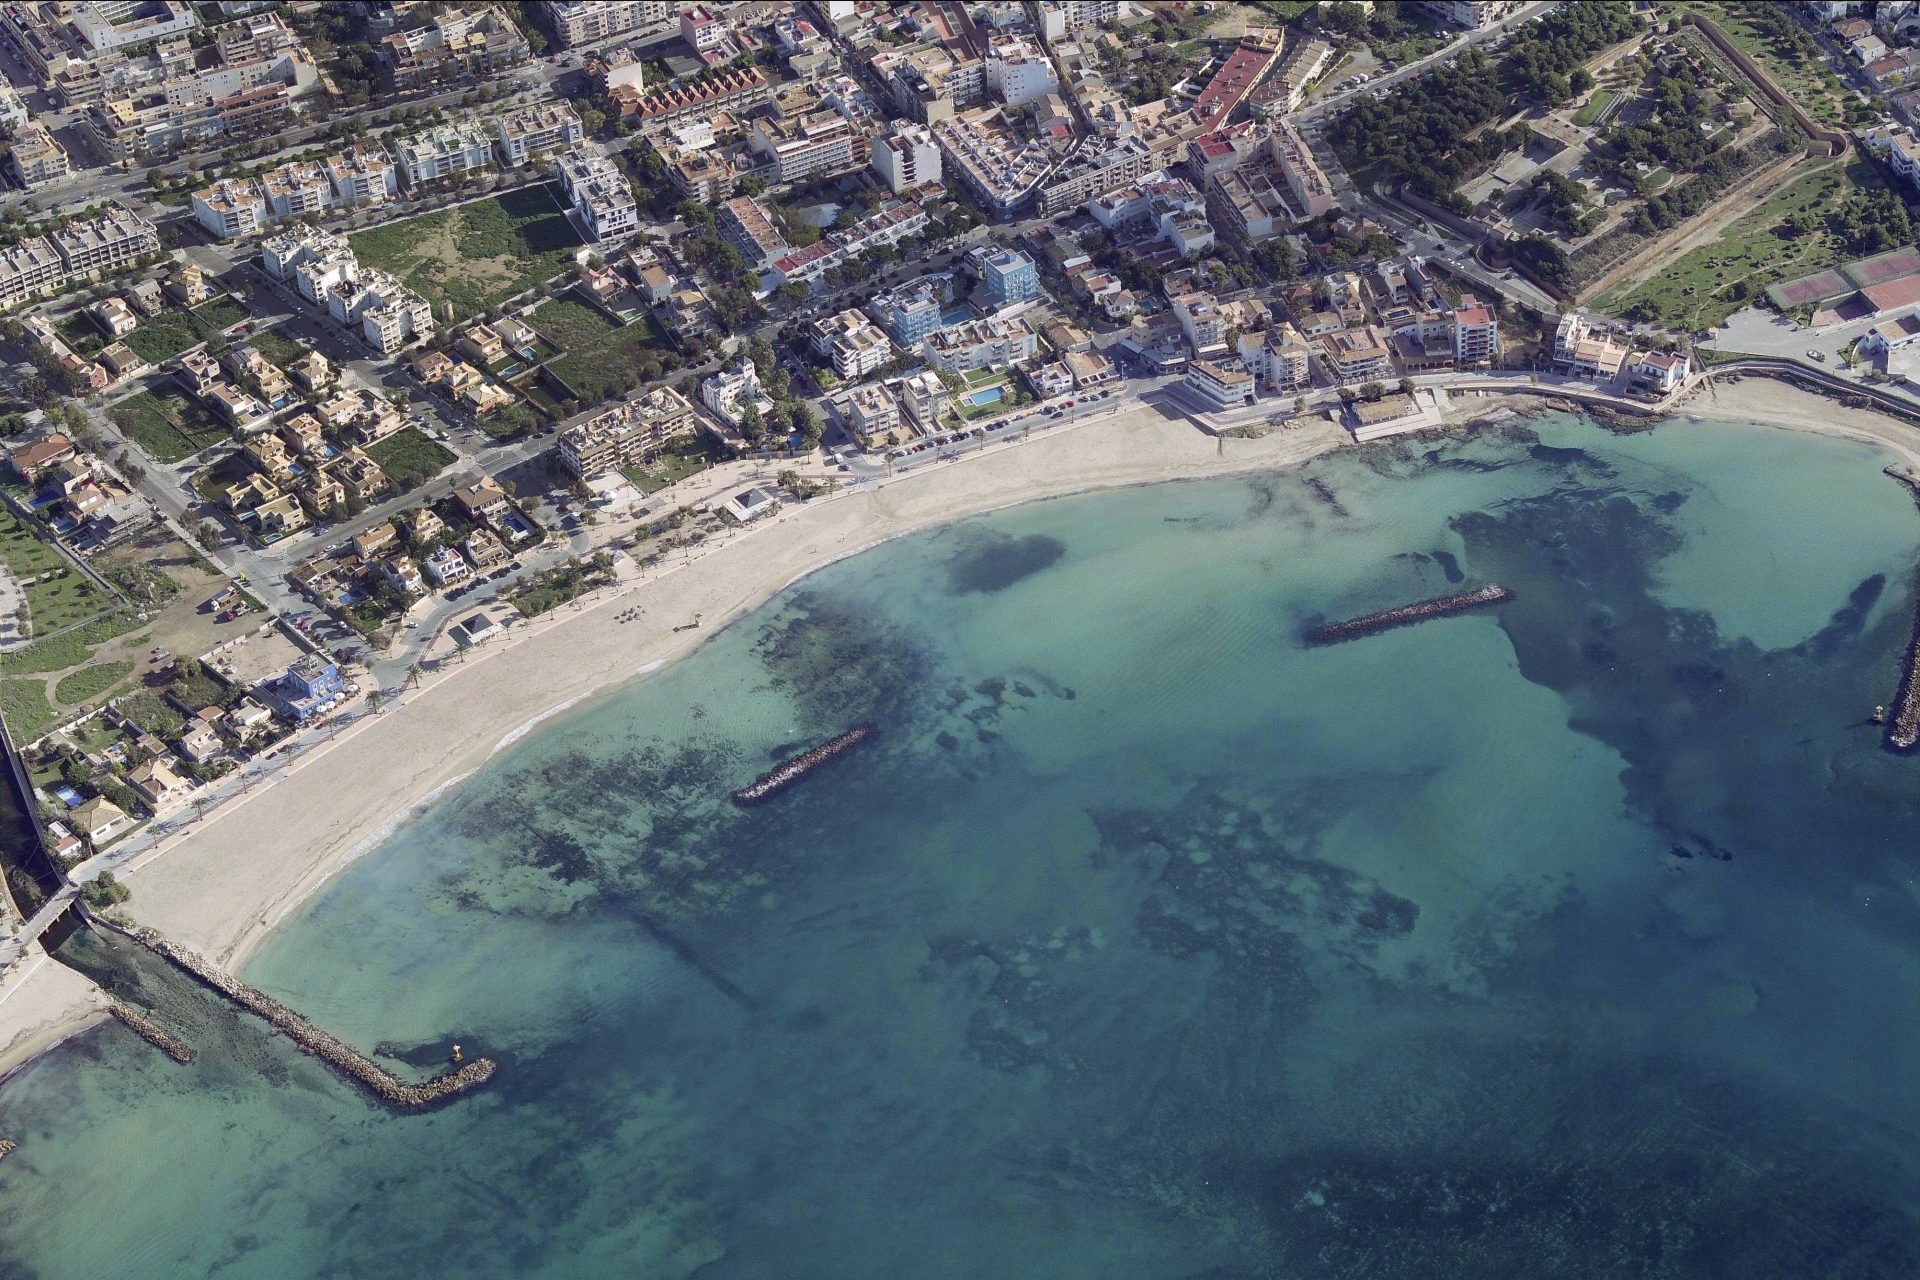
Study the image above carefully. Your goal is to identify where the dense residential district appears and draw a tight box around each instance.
[0,0,1918,926]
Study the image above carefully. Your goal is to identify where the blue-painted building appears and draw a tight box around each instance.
[980,248,1040,306]
[259,655,345,724]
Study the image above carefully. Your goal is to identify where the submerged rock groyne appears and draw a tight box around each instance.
[105,923,494,1108]
[1886,601,1920,753]
[1304,585,1515,646]
[107,999,195,1063]
[733,725,876,806]
[0,1138,15,1162]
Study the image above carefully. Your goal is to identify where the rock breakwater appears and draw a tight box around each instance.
[107,1000,195,1063]
[733,724,876,806]
[105,922,495,1108]
[1304,585,1515,646]
[0,1138,14,1162]
[1886,600,1920,753]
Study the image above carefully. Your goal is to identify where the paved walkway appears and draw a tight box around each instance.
[0,566,23,649]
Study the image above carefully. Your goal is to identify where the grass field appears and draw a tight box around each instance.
[0,677,54,740]
[546,318,680,408]
[620,434,715,494]
[108,385,230,463]
[530,295,621,352]
[1573,90,1617,127]
[1591,160,1868,331]
[0,505,113,636]
[0,613,143,677]
[53,660,135,706]
[363,428,456,493]
[242,328,307,369]
[191,297,248,334]
[123,313,204,363]
[350,185,583,323]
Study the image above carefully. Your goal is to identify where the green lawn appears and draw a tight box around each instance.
[123,314,205,363]
[108,386,230,463]
[619,434,713,494]
[1592,160,1866,330]
[53,661,135,706]
[0,677,54,740]
[530,295,621,352]
[349,185,584,324]
[0,504,68,580]
[1573,90,1617,127]
[0,506,113,636]
[363,427,457,493]
[114,689,182,738]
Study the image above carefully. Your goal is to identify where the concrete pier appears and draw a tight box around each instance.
[733,725,876,806]
[106,1000,195,1063]
[1304,585,1515,646]
[104,922,495,1108]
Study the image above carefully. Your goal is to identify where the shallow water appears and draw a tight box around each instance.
[1,414,1915,1279]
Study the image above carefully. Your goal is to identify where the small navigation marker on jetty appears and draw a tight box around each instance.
[733,725,877,807]
[1303,584,1515,646]
[1872,705,1886,725]
[450,1044,462,1064]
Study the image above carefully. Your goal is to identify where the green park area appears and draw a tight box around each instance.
[122,297,251,364]
[350,185,583,323]
[0,504,114,638]
[1592,161,1886,331]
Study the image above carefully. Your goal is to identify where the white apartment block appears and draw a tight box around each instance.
[1453,297,1499,365]
[70,0,198,54]
[326,143,400,206]
[1415,1,1519,29]
[260,225,358,304]
[891,368,948,429]
[0,80,27,133]
[538,0,669,47]
[0,236,65,309]
[398,122,495,185]
[4,122,71,188]
[558,385,699,477]
[192,176,268,237]
[812,309,895,380]
[1238,329,1313,393]
[923,314,1038,374]
[843,381,900,445]
[986,36,1058,106]
[50,206,159,275]
[1185,359,1257,410]
[749,110,860,183]
[558,150,638,243]
[494,102,584,167]
[872,121,941,193]
[329,271,433,354]
[701,359,774,427]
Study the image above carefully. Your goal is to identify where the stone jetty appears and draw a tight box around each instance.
[107,999,195,1063]
[1304,584,1515,646]
[0,1138,15,1162]
[107,923,495,1108]
[733,724,876,806]
[1886,600,1920,753]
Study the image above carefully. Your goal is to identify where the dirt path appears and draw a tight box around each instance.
[1578,148,1832,306]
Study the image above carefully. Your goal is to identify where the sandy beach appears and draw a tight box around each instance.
[1,379,1914,1080]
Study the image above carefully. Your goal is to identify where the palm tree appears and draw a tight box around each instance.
[367,688,386,715]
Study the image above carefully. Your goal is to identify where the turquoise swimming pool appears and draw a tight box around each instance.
[963,386,1003,408]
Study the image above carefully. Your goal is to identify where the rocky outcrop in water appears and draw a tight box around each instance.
[107,999,195,1063]
[0,1138,15,1162]
[1886,601,1920,754]
[733,725,875,806]
[105,923,494,1108]
[1304,585,1514,646]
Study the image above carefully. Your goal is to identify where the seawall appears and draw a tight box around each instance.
[1304,585,1514,646]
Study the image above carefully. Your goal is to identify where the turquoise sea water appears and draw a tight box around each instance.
[0,414,1915,1278]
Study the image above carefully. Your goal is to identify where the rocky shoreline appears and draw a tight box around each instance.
[733,725,877,806]
[1886,600,1920,754]
[106,1000,195,1063]
[104,922,495,1109]
[1304,585,1515,646]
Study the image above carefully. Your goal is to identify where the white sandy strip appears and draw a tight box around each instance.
[0,386,1913,1078]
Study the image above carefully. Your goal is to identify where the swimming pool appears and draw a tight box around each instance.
[963,386,1003,408]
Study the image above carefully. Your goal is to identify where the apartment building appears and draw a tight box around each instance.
[397,121,495,186]
[657,139,734,203]
[328,271,433,354]
[1173,292,1229,357]
[617,66,768,129]
[1319,325,1393,383]
[537,0,669,48]
[1184,359,1256,409]
[326,143,400,207]
[1267,120,1335,219]
[50,205,159,275]
[558,150,637,243]
[0,79,26,132]
[69,1,198,54]
[261,224,358,303]
[382,5,529,89]
[978,247,1040,306]
[1238,328,1313,392]
[1452,296,1499,365]
[493,102,584,167]
[749,110,864,183]
[843,380,900,446]
[2,122,70,188]
[873,44,985,125]
[557,386,700,478]
[872,121,941,193]
[891,368,948,429]
[1415,1,1520,29]
[985,36,1058,106]
[679,5,728,55]
[934,106,1055,216]
[812,309,895,380]
[1036,134,1161,216]
[0,237,64,309]
[924,314,1039,374]
[700,359,775,428]
[874,280,948,347]
[718,195,790,268]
